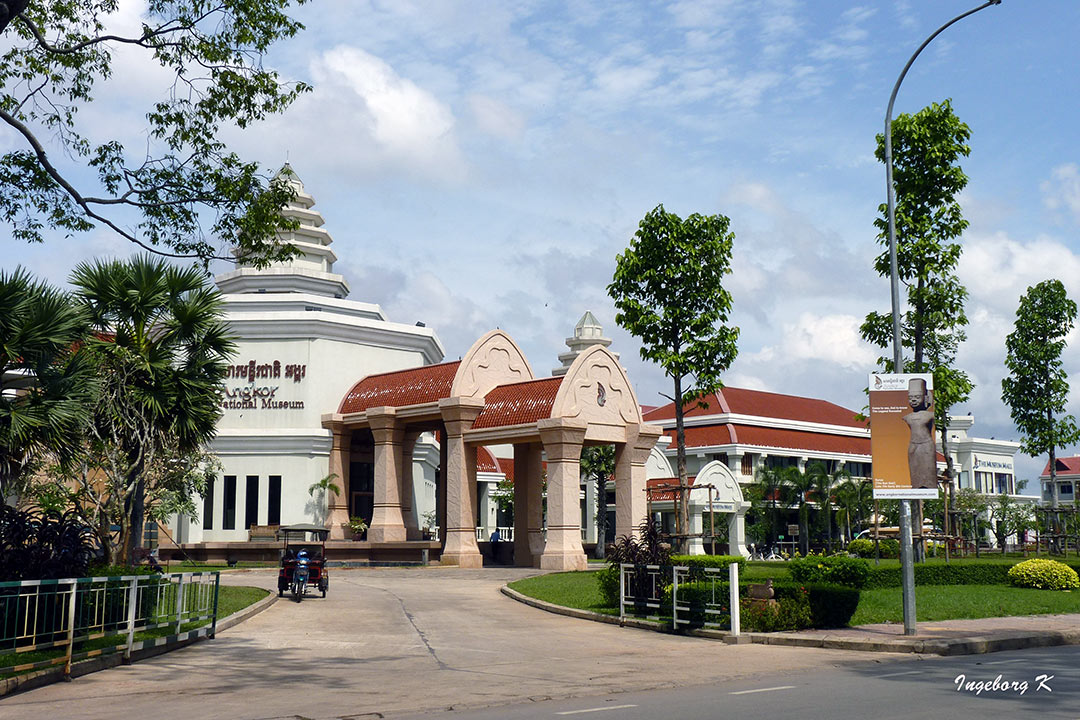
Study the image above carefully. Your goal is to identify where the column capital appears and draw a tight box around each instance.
[367,406,404,444]
[439,396,485,435]
[627,424,663,465]
[537,418,588,460]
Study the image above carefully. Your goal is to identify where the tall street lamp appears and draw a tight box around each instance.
[883,0,1001,637]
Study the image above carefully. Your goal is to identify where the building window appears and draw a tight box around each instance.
[223,475,236,530]
[268,475,281,525]
[1062,482,1074,497]
[245,475,259,529]
[741,455,753,476]
[202,477,215,530]
[975,471,992,493]
[995,473,1011,495]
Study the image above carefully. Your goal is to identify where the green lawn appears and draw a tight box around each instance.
[0,585,269,678]
[851,584,1080,624]
[509,568,1080,627]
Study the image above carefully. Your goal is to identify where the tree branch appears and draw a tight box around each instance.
[15,6,223,54]
[0,105,232,261]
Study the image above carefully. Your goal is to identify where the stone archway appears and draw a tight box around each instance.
[687,460,748,557]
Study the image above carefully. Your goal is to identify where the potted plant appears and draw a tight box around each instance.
[421,510,437,540]
[348,516,368,540]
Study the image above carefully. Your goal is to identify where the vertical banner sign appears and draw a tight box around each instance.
[869,373,939,499]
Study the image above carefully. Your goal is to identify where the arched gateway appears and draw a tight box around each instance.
[322,330,663,570]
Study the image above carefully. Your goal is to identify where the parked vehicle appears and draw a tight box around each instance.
[277,524,329,601]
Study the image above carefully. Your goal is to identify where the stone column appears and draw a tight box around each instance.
[538,419,588,571]
[439,397,485,567]
[326,423,351,539]
[402,431,421,539]
[513,442,543,567]
[729,507,748,558]
[367,407,407,543]
[614,425,663,540]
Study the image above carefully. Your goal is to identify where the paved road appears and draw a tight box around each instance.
[400,644,1080,720]
[2,567,910,719]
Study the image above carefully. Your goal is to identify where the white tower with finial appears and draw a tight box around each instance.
[214,164,350,298]
[552,311,618,376]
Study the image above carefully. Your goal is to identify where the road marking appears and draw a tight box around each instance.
[729,685,796,695]
[879,670,924,678]
[556,705,638,715]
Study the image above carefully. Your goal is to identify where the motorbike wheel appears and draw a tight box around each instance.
[292,580,303,602]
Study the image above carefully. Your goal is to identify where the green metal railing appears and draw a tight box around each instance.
[0,571,220,677]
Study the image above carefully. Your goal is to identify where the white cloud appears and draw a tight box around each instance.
[749,312,878,370]
[1042,163,1080,224]
[467,95,526,140]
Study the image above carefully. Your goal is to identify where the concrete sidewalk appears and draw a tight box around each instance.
[502,585,1080,656]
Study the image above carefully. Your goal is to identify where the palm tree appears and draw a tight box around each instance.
[807,462,849,553]
[750,466,785,550]
[834,477,873,544]
[71,256,234,563]
[0,268,94,496]
[782,466,815,556]
[580,445,615,558]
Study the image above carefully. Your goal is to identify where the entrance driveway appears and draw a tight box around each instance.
[2,568,899,719]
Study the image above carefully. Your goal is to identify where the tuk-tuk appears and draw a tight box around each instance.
[276,524,329,601]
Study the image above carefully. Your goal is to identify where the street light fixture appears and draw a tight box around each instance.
[883,0,1001,637]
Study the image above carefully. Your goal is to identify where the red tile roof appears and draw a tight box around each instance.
[496,457,515,483]
[477,446,500,473]
[1041,456,1080,477]
[667,424,869,456]
[339,361,461,414]
[646,475,698,502]
[473,377,563,429]
[643,387,865,429]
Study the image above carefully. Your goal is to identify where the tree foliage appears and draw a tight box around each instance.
[0,0,310,264]
[1002,279,1080,511]
[69,255,234,562]
[0,267,96,496]
[608,204,739,552]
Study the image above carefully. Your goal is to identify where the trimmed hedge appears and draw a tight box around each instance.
[847,538,900,559]
[863,560,1080,589]
[1008,559,1080,590]
[772,581,860,629]
[662,578,859,630]
[670,554,745,571]
[788,555,870,588]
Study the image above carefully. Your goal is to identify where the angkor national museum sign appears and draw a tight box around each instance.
[220,360,308,411]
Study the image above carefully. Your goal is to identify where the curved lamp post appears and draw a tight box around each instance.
[883,0,1001,637]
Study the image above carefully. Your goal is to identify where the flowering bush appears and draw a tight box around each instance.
[1007,558,1080,591]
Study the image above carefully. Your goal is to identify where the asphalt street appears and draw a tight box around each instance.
[0,567,976,720]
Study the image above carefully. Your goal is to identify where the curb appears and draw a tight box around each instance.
[500,585,1080,656]
[0,588,277,698]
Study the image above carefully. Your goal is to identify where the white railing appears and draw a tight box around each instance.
[0,571,220,678]
[476,526,514,542]
[618,563,740,634]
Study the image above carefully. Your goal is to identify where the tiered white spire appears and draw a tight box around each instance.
[215,164,351,298]
[552,311,618,376]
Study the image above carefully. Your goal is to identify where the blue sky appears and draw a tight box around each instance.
[6,0,1080,487]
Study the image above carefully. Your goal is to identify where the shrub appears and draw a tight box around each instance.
[1008,559,1080,591]
[0,505,97,581]
[863,562,1023,589]
[846,537,899,559]
[788,554,870,588]
[596,564,620,607]
[671,554,745,573]
[740,585,812,632]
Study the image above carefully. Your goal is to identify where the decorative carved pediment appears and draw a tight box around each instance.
[451,329,534,399]
[551,345,641,426]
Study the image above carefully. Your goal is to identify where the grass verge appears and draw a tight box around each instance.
[0,585,269,679]
[509,570,1080,628]
[850,584,1080,625]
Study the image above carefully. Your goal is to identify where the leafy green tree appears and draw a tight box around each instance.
[608,204,739,552]
[0,267,95,496]
[580,445,614,559]
[861,100,972,562]
[834,477,872,542]
[71,255,234,562]
[1002,279,1080,520]
[0,1,310,265]
[987,494,1035,554]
